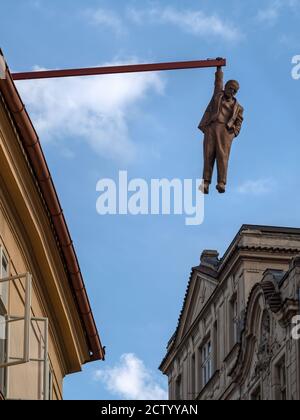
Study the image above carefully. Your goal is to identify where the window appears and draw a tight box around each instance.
[1,253,8,278]
[30,317,50,400]
[0,248,9,396]
[278,363,286,401]
[229,294,238,348]
[0,250,9,313]
[251,386,261,400]
[0,271,50,400]
[213,321,218,371]
[175,375,182,400]
[47,365,54,401]
[0,273,31,374]
[0,318,6,396]
[201,341,212,387]
[275,358,287,400]
[191,354,196,399]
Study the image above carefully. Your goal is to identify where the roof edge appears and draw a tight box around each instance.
[0,50,104,362]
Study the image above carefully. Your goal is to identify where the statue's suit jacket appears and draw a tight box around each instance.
[198,70,244,137]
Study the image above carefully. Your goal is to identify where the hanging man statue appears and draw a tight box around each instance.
[198,64,244,194]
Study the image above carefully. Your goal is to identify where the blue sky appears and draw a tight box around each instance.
[1,0,300,400]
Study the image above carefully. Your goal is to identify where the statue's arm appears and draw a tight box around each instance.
[198,100,213,132]
[214,67,224,95]
[234,107,244,137]
[198,66,223,133]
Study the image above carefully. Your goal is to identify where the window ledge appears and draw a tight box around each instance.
[224,343,240,364]
[197,369,220,400]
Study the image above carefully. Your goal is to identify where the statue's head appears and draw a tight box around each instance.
[224,80,239,99]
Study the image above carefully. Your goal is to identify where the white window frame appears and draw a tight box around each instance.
[201,340,212,387]
[0,273,32,368]
[0,268,50,400]
[4,315,49,401]
[28,317,49,401]
[0,248,9,396]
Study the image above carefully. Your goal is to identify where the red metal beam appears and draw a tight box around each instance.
[12,58,226,81]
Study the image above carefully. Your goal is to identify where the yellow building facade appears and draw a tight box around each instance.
[0,51,104,400]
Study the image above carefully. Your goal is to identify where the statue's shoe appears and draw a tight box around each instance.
[216,183,226,194]
[199,182,209,194]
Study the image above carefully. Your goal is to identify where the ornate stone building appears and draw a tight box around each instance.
[160,225,300,400]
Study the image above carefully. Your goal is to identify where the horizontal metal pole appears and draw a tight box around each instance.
[0,273,28,283]
[7,317,24,323]
[12,58,226,81]
[0,359,27,369]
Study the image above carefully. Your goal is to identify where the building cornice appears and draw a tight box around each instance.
[219,225,300,264]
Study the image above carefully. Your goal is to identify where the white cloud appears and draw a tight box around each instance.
[83,5,242,42]
[86,8,125,35]
[127,6,242,42]
[257,7,280,24]
[94,353,168,400]
[256,0,281,24]
[237,179,275,195]
[17,64,165,163]
[256,0,300,24]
